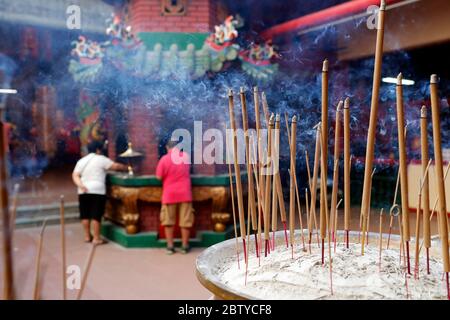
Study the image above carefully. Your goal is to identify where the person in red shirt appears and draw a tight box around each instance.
[156,140,193,254]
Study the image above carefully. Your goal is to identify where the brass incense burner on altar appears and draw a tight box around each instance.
[118,142,143,176]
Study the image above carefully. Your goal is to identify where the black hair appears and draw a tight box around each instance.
[87,140,104,154]
[165,140,179,149]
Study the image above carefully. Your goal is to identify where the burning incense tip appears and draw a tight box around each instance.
[322,59,329,72]
[380,0,386,10]
[228,89,233,96]
[253,86,258,93]
[336,100,343,112]
[292,115,297,122]
[275,114,280,122]
[430,74,438,84]
[397,73,403,85]
[313,121,321,130]
[421,105,427,118]
[240,87,245,94]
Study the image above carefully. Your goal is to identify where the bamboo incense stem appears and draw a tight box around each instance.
[76,243,97,300]
[396,73,411,243]
[228,89,246,241]
[250,143,262,260]
[343,98,351,242]
[33,219,47,300]
[305,188,311,251]
[272,116,287,245]
[321,59,329,176]
[414,181,423,279]
[379,208,384,269]
[359,0,386,255]
[240,88,257,233]
[227,162,240,269]
[320,131,331,266]
[331,160,339,236]
[429,75,450,277]
[418,163,450,256]
[289,116,297,249]
[420,106,431,250]
[264,115,275,246]
[253,87,264,244]
[305,151,312,190]
[330,101,343,237]
[0,114,14,300]
[271,116,280,238]
[284,113,306,250]
[319,123,328,242]
[310,125,321,240]
[60,195,67,300]
[428,164,450,222]
[361,168,376,253]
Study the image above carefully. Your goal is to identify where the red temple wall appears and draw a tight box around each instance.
[129,0,217,33]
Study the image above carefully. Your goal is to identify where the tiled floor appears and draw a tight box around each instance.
[0,223,211,300]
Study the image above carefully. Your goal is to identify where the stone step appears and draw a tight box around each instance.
[14,202,79,228]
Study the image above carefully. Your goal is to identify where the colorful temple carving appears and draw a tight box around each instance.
[69,11,277,82]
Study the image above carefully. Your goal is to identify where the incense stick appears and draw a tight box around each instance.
[228,89,247,258]
[263,114,275,256]
[9,184,20,235]
[0,117,14,299]
[396,73,411,274]
[320,60,329,257]
[76,243,97,300]
[33,219,47,300]
[429,74,450,299]
[271,115,281,250]
[289,116,297,257]
[310,124,321,247]
[240,88,258,256]
[330,102,342,244]
[420,106,431,273]
[359,0,386,256]
[60,195,67,300]
[284,113,305,251]
[378,208,384,271]
[343,98,351,248]
[227,162,240,269]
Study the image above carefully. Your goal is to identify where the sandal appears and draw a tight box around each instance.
[92,238,108,246]
[84,235,93,243]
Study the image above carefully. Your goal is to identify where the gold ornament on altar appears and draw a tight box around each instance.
[119,142,143,176]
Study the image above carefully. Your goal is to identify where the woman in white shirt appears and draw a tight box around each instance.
[72,141,126,244]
